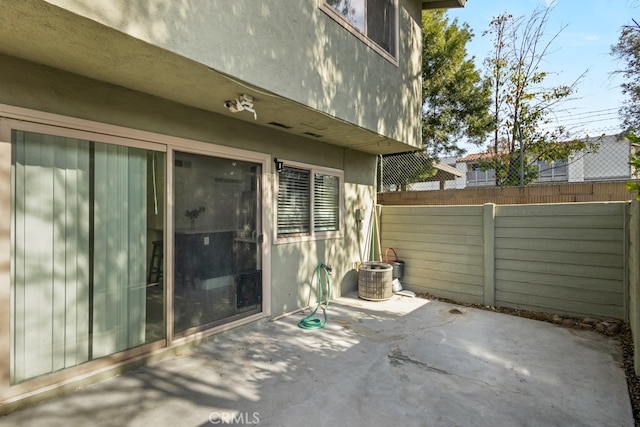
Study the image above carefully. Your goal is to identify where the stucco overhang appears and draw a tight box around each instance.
[0,0,428,155]
[422,0,466,9]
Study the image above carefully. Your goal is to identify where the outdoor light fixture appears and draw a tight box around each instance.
[274,158,284,172]
[223,94,257,119]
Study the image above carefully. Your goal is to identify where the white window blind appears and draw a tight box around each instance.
[277,167,310,235]
[11,130,149,383]
[314,173,339,232]
[11,131,91,382]
[276,164,342,241]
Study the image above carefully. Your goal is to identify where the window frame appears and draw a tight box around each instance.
[319,0,399,64]
[536,159,568,182]
[275,160,344,244]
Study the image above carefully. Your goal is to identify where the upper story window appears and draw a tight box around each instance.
[537,159,568,182]
[322,0,398,59]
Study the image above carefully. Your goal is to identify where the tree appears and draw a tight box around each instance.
[421,10,492,158]
[615,21,640,199]
[612,19,640,131]
[479,4,594,186]
[625,133,640,199]
[380,10,491,191]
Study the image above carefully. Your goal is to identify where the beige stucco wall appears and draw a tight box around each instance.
[40,0,423,148]
[0,1,417,409]
[0,53,374,317]
[273,150,376,314]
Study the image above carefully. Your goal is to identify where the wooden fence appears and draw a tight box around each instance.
[379,202,628,320]
[378,181,635,206]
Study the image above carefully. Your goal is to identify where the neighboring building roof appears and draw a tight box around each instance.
[459,135,629,163]
[431,162,463,181]
[458,151,498,163]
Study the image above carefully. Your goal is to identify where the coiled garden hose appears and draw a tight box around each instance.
[298,263,332,330]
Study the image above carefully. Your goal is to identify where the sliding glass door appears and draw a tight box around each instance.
[173,151,262,334]
[9,123,265,384]
[10,130,165,383]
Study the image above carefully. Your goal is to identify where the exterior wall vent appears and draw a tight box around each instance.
[268,121,293,129]
[303,132,322,138]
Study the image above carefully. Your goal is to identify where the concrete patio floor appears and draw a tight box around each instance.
[0,294,634,427]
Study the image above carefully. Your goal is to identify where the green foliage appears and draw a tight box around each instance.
[421,10,492,158]
[383,10,492,191]
[625,134,640,199]
[612,21,640,131]
[481,4,588,186]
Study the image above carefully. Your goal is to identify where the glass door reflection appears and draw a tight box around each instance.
[173,152,262,334]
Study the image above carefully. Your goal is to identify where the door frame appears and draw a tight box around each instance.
[154,138,272,346]
[169,148,268,339]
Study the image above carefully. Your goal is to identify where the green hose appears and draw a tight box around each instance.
[298,264,332,329]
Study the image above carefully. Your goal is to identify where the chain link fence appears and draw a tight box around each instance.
[377,131,638,192]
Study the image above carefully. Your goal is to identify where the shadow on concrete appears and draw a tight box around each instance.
[0,294,633,426]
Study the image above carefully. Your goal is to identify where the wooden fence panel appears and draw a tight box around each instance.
[379,202,629,319]
[380,205,485,303]
[377,182,634,206]
[494,203,626,319]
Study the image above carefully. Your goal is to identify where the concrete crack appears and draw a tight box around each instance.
[387,348,530,396]
[387,348,451,375]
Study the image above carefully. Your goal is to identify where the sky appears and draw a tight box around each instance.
[447,0,639,150]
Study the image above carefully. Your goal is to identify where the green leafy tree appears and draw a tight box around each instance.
[616,21,640,198]
[612,19,640,131]
[479,4,595,186]
[381,10,491,191]
[421,9,492,157]
[626,133,640,199]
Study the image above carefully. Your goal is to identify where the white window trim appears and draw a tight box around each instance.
[274,159,344,245]
[319,0,399,65]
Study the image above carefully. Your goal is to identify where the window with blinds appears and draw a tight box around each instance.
[277,167,310,236]
[314,173,339,232]
[276,164,343,241]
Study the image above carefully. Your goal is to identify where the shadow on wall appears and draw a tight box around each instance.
[60,0,420,146]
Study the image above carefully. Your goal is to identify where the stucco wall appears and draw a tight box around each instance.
[41,0,423,148]
[272,149,376,314]
[0,53,375,317]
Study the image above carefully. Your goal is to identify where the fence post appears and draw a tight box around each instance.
[625,201,631,324]
[483,203,496,307]
[629,200,640,374]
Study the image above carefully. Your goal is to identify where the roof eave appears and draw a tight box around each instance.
[422,0,466,10]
